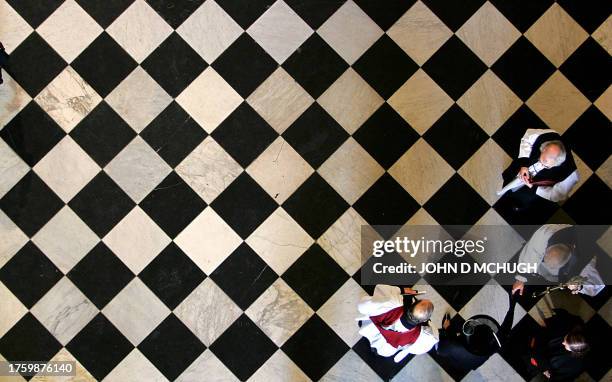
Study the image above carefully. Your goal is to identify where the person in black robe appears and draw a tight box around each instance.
[434,291,517,377]
[495,129,579,224]
[525,309,589,381]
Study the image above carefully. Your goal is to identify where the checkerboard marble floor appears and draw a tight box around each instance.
[0,0,611,381]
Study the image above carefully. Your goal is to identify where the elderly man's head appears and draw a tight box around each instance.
[543,243,572,269]
[408,299,434,324]
[539,140,566,168]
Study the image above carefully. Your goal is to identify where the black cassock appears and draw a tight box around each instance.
[496,130,577,224]
[526,309,586,382]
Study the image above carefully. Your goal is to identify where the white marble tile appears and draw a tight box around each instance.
[102,278,170,345]
[103,206,170,274]
[31,347,96,381]
[247,0,313,63]
[174,207,242,274]
[246,279,313,346]
[475,208,509,226]
[104,349,168,382]
[458,139,512,205]
[388,69,453,135]
[464,223,525,267]
[175,278,242,346]
[33,136,100,202]
[461,353,524,382]
[247,68,313,134]
[387,1,452,66]
[528,292,596,326]
[391,353,453,382]
[524,3,589,68]
[34,67,102,132]
[248,350,310,382]
[594,84,612,123]
[176,137,243,204]
[106,67,172,133]
[0,72,31,128]
[457,70,522,136]
[36,0,102,63]
[246,207,313,275]
[0,139,29,199]
[0,0,33,53]
[389,138,454,206]
[176,67,243,133]
[318,0,383,64]
[319,138,384,204]
[177,0,243,63]
[106,0,173,63]
[459,281,526,329]
[406,208,439,225]
[456,2,521,66]
[0,210,28,270]
[247,137,314,204]
[177,350,239,382]
[318,208,368,275]
[104,136,172,203]
[526,71,590,134]
[318,68,384,134]
[317,278,365,347]
[31,277,98,345]
[0,280,28,337]
[320,350,380,382]
[32,206,99,274]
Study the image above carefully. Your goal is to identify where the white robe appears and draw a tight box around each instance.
[356,285,439,362]
[509,129,579,202]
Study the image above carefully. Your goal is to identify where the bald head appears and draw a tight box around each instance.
[411,299,434,323]
[544,243,572,268]
[539,140,566,168]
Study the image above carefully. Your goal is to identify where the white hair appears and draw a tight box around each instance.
[539,140,566,166]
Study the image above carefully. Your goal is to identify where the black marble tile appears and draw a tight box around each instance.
[141,32,207,97]
[71,32,138,97]
[211,173,277,239]
[140,102,207,168]
[282,173,349,238]
[210,242,278,310]
[282,315,349,381]
[210,314,277,380]
[1,102,65,167]
[283,34,349,98]
[212,34,277,98]
[140,171,207,238]
[353,173,420,226]
[212,102,278,168]
[283,103,349,169]
[67,313,134,380]
[68,242,135,309]
[282,243,349,310]
[68,172,135,237]
[0,242,62,308]
[139,242,206,310]
[353,34,418,99]
[71,102,136,167]
[0,172,64,237]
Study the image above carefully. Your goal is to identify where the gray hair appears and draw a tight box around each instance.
[539,140,566,166]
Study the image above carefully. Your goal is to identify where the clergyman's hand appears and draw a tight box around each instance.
[518,167,532,187]
[512,280,525,296]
